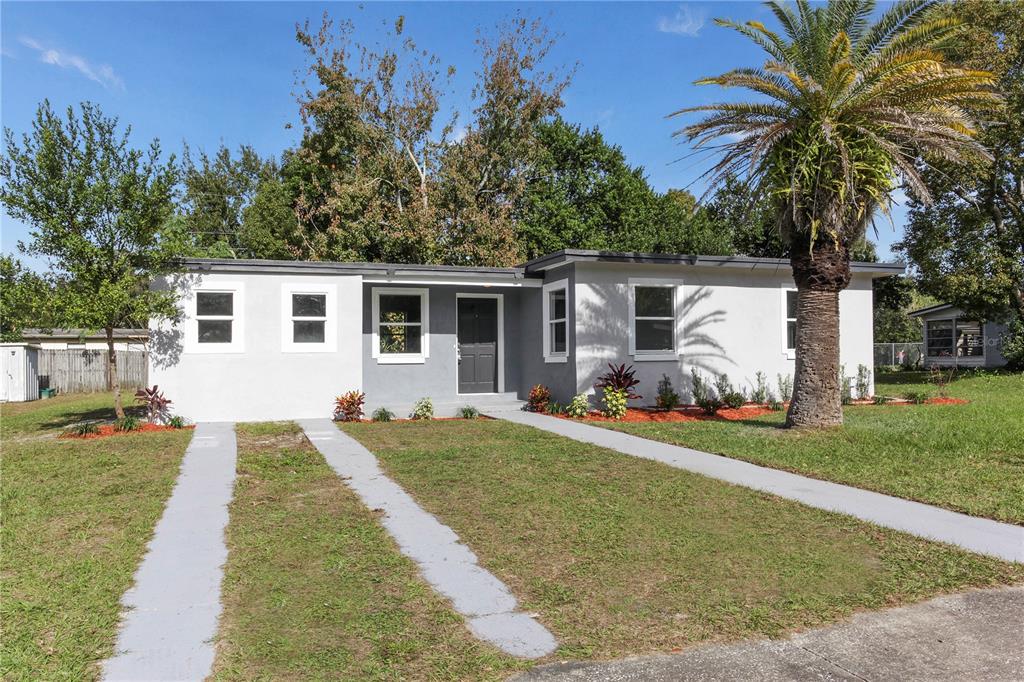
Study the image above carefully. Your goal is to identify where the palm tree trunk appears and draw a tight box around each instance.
[785,242,851,428]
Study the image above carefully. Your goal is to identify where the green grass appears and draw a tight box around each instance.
[211,422,524,681]
[342,419,1023,661]
[1,398,190,680]
[1,391,140,437]
[598,371,1024,524]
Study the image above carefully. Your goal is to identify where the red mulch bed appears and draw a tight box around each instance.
[60,423,195,440]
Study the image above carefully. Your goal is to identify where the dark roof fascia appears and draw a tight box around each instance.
[521,249,905,276]
[176,258,532,281]
[908,303,955,318]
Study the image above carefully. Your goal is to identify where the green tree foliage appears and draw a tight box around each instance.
[873,276,924,343]
[898,0,1024,326]
[0,255,52,341]
[0,101,182,416]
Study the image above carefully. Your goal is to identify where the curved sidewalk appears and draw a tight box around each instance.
[492,409,1024,563]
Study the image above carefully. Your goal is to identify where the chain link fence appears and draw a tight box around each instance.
[873,342,923,368]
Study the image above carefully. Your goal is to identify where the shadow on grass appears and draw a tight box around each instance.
[36,404,147,433]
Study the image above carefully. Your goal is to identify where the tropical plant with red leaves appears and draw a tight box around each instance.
[526,384,551,413]
[333,390,366,421]
[594,363,642,400]
[135,386,172,424]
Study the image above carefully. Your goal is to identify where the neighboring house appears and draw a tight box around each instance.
[909,303,1009,368]
[20,328,149,352]
[149,250,903,421]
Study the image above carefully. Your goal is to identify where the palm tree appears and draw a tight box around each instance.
[672,0,999,427]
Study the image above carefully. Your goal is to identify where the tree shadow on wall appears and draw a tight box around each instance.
[148,273,195,371]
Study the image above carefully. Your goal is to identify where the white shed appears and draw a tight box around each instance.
[1,343,41,402]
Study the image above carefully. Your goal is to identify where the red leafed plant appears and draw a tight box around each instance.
[135,386,173,424]
[595,363,642,400]
[526,384,551,413]
[334,391,366,421]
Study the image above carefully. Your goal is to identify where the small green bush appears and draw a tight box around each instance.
[902,390,930,405]
[66,422,99,437]
[722,391,745,409]
[371,407,394,422]
[767,399,784,412]
[545,401,564,415]
[1000,319,1024,370]
[691,368,723,415]
[872,395,891,405]
[750,371,769,404]
[459,405,479,419]
[602,387,628,420]
[114,416,141,432]
[566,393,590,418]
[777,373,793,401]
[411,398,434,420]
[168,415,187,429]
[856,364,872,400]
[655,374,679,410]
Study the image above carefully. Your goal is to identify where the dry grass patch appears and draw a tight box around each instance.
[211,422,524,681]
[343,419,1024,661]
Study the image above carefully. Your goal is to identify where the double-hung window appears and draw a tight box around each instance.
[188,282,244,353]
[372,288,429,363]
[542,279,568,363]
[785,290,798,354]
[281,284,336,352]
[628,279,682,360]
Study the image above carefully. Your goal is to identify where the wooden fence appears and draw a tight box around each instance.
[37,349,149,393]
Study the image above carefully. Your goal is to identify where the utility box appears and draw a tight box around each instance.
[1,343,41,402]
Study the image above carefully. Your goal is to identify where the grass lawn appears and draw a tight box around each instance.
[1,391,142,438]
[343,418,1023,661]
[595,371,1024,524]
[211,422,525,681]
[1,393,190,680]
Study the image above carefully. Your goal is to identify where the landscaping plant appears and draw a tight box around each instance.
[655,374,680,410]
[333,390,366,422]
[595,363,642,400]
[371,407,394,422]
[903,390,930,405]
[840,366,853,406]
[601,387,628,420]
[411,398,433,420]
[691,368,723,415]
[750,372,768,405]
[566,393,590,418]
[66,422,100,437]
[167,415,187,429]
[856,365,872,400]
[776,374,793,403]
[929,366,956,398]
[545,401,564,415]
[526,384,551,413]
[872,395,891,405]
[114,416,141,432]
[459,406,479,419]
[135,386,173,424]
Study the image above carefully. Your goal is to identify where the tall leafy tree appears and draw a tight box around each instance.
[673,0,998,427]
[0,255,52,341]
[0,101,182,416]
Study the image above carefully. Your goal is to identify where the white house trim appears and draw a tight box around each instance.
[371,287,430,364]
[542,278,569,364]
[781,284,797,360]
[280,283,337,353]
[184,281,245,354]
[627,277,684,362]
[454,292,505,395]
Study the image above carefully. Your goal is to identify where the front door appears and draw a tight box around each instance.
[457,297,498,394]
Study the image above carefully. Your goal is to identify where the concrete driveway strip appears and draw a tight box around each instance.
[102,422,237,682]
[492,410,1024,563]
[299,419,557,659]
[515,585,1024,681]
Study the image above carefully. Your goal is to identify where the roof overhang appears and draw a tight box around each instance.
[908,303,956,318]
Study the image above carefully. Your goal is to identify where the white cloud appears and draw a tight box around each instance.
[19,36,124,90]
[657,5,705,37]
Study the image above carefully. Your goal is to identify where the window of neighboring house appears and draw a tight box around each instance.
[927,319,984,358]
[632,285,676,355]
[372,288,429,363]
[196,292,234,344]
[956,320,984,357]
[542,279,568,363]
[785,290,798,353]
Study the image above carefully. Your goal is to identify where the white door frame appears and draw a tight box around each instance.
[455,293,504,395]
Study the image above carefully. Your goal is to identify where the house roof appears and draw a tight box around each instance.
[908,303,957,318]
[521,249,906,276]
[21,328,149,341]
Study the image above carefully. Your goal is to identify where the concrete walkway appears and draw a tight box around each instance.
[103,422,237,681]
[299,419,557,659]
[493,410,1024,563]
[515,585,1024,681]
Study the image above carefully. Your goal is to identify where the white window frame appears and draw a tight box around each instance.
[542,278,569,363]
[455,292,505,395]
[926,317,985,359]
[185,281,245,354]
[628,278,684,361]
[371,287,429,364]
[280,283,337,353]
[782,285,797,359]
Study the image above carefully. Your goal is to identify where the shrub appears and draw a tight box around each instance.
[114,416,141,432]
[903,390,930,405]
[411,397,433,420]
[566,393,590,418]
[459,406,479,419]
[545,401,564,415]
[168,415,187,429]
[371,407,394,422]
[840,366,853,405]
[873,395,891,405]
[526,384,551,413]
[66,422,99,437]
[768,399,784,412]
[713,373,733,399]
[333,390,366,421]
[691,368,723,415]
[595,363,642,400]
[855,364,872,400]
[928,366,956,398]
[135,385,172,424]
[722,391,745,409]
[602,387,628,419]
[1000,319,1024,370]
[655,374,679,410]
[776,374,793,402]
[750,371,768,404]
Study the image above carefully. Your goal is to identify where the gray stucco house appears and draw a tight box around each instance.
[149,250,902,422]
[910,303,1010,368]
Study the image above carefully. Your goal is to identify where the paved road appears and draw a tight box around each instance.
[515,586,1024,681]
[494,409,1024,563]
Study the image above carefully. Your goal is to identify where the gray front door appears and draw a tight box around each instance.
[457,297,498,394]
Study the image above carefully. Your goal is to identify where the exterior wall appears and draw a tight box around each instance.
[149,272,362,422]
[361,284,525,415]
[514,265,577,402]
[918,306,1008,368]
[571,262,876,404]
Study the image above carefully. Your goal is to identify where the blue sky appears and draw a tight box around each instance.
[1,1,908,270]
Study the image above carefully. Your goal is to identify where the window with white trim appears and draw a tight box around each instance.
[542,279,568,362]
[196,292,234,344]
[785,290,797,351]
[632,286,675,354]
[927,319,984,358]
[372,288,429,363]
[281,283,336,352]
[186,282,244,354]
